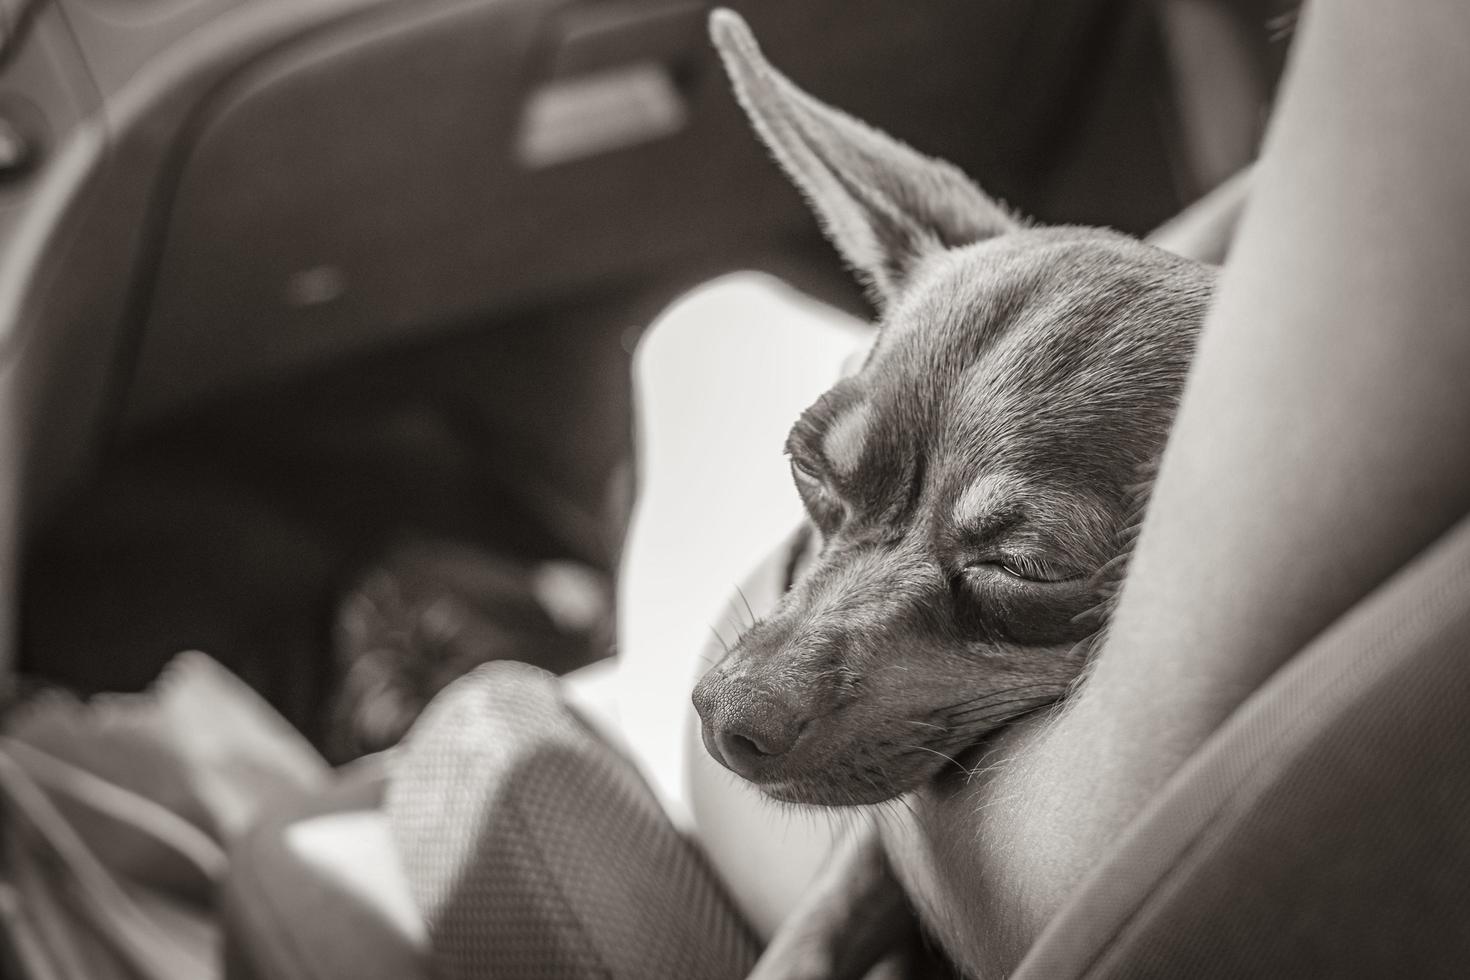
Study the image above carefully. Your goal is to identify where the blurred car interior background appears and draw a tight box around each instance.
[0,0,1295,754]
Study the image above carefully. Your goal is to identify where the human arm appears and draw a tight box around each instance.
[886,4,1470,976]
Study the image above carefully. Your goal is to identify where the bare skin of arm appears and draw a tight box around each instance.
[873,4,1470,977]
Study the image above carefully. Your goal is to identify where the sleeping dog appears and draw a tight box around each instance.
[691,10,1216,976]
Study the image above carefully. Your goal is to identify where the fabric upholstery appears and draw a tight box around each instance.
[1016,511,1470,978]
[222,663,761,980]
[220,757,424,980]
[385,660,760,980]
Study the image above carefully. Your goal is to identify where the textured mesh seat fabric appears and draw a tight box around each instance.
[1015,510,1470,979]
[384,660,761,980]
[221,660,760,980]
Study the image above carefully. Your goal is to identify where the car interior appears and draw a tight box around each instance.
[0,0,1305,975]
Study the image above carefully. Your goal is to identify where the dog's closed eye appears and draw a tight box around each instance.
[963,556,1080,586]
[789,455,847,531]
[951,558,1096,646]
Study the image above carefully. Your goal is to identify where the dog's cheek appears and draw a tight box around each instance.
[952,582,1099,648]
[781,523,820,592]
[947,579,1014,644]
[996,586,1102,647]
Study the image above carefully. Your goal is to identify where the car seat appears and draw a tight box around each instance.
[0,0,1302,976]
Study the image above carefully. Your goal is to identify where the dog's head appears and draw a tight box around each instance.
[691,11,1216,806]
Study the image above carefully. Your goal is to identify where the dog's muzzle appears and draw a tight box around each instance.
[690,670,810,782]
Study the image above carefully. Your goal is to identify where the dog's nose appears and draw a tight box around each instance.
[692,674,806,779]
[712,718,800,769]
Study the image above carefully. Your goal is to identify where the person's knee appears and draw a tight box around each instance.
[634,272,790,388]
[636,272,869,384]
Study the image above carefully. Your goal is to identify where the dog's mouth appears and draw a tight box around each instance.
[756,777,894,808]
[722,689,1066,807]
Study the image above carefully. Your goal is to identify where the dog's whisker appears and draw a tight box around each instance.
[961,752,1009,786]
[933,682,1063,710]
[1092,549,1132,579]
[936,699,1061,747]
[898,742,964,770]
[1063,634,1101,662]
[945,696,1058,728]
[852,769,888,807]
[936,685,1064,719]
[721,606,750,639]
[1069,600,1112,626]
[733,585,758,629]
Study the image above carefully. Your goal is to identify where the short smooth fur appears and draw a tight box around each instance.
[692,12,1214,811]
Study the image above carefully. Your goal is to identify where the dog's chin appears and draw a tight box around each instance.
[719,698,1065,807]
[755,776,909,808]
[748,756,951,808]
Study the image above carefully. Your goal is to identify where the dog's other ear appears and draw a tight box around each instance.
[710,9,1017,309]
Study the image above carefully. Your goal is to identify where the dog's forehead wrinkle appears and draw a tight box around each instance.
[780,539,948,651]
[791,379,868,457]
[813,544,936,610]
[926,251,1210,481]
[821,401,873,479]
[874,241,1137,443]
[948,474,1024,530]
[932,470,1116,567]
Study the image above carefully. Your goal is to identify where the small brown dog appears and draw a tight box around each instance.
[691,10,1217,976]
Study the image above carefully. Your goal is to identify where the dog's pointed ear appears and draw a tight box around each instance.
[710,9,1018,309]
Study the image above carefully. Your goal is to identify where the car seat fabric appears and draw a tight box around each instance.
[220,757,419,980]
[385,660,761,980]
[1015,509,1470,978]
